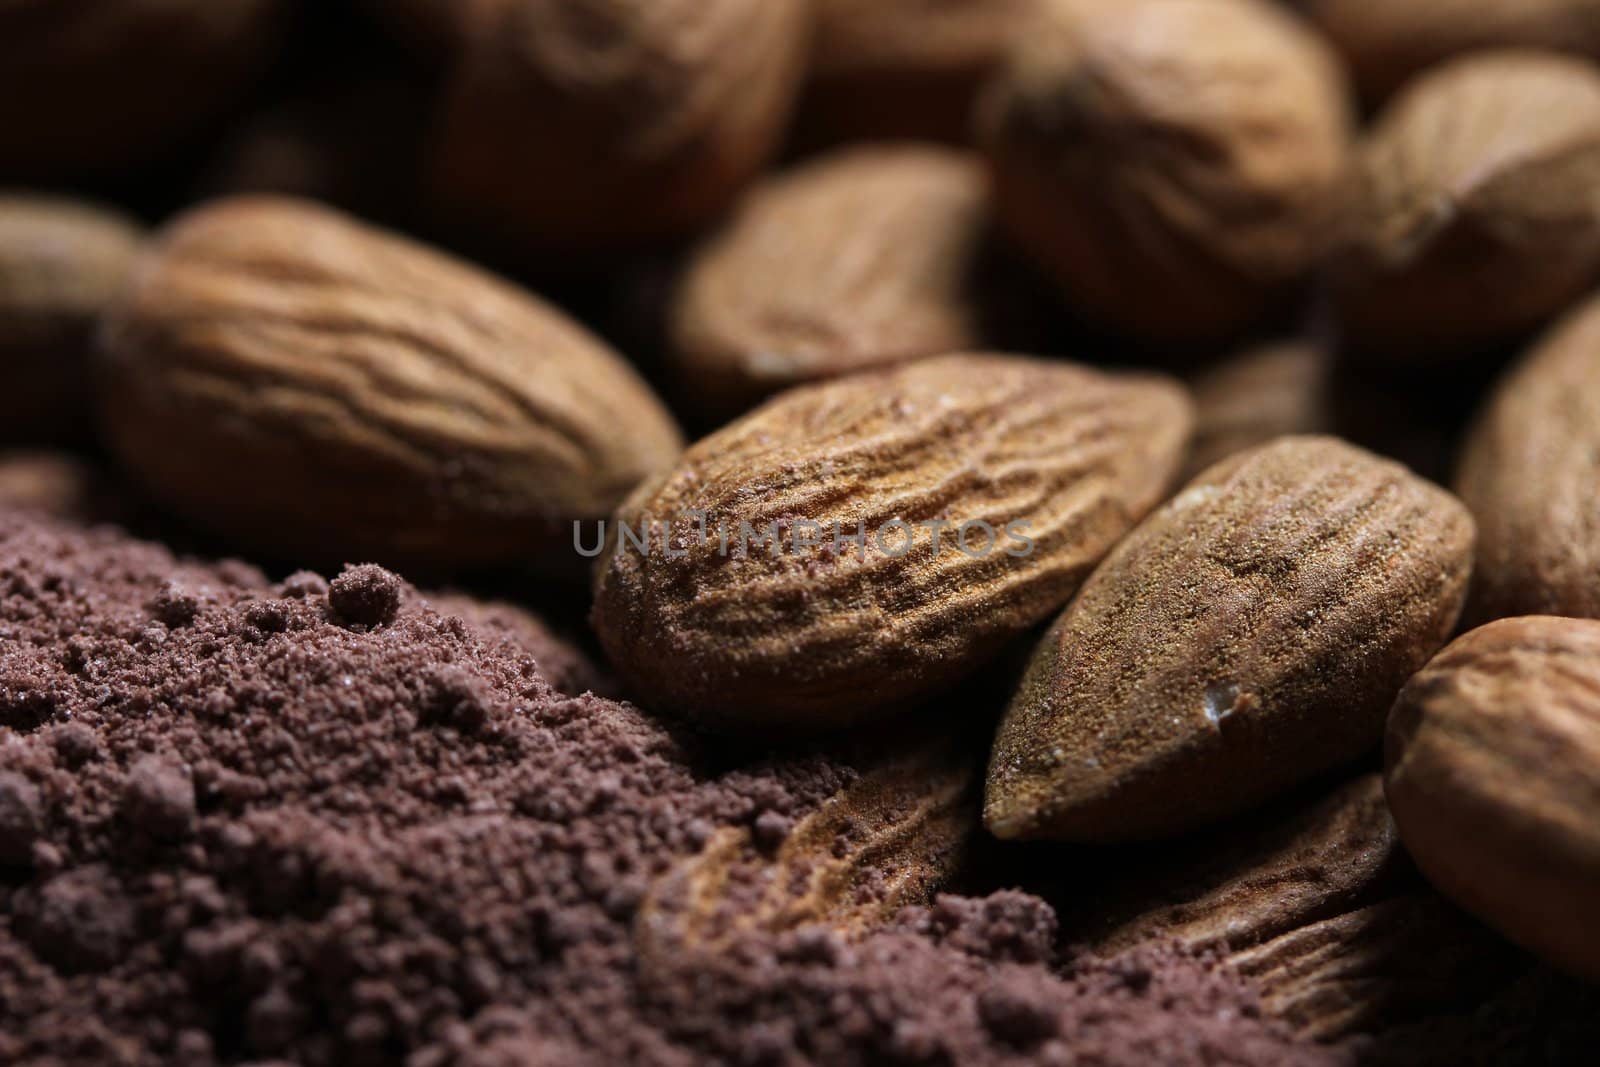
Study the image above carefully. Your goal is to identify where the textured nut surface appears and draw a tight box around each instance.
[1301,0,1600,103]
[1333,51,1600,362]
[0,195,143,442]
[987,436,1474,842]
[97,196,683,571]
[1457,295,1600,622]
[592,353,1193,734]
[429,0,810,252]
[1185,340,1333,480]
[800,0,1040,143]
[981,0,1352,342]
[1385,617,1600,980]
[1080,775,1401,954]
[0,0,287,178]
[670,145,1007,420]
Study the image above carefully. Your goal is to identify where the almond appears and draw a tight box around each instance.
[0,0,288,179]
[980,0,1352,342]
[798,0,1040,144]
[0,195,143,443]
[591,353,1193,734]
[1301,0,1600,104]
[986,436,1474,842]
[1332,51,1600,362]
[1384,616,1600,980]
[428,0,810,254]
[669,145,1035,421]
[1185,341,1335,480]
[1456,294,1600,621]
[96,196,684,572]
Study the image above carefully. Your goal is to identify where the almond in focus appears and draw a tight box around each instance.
[986,436,1475,842]
[980,0,1353,343]
[96,196,684,572]
[591,352,1193,735]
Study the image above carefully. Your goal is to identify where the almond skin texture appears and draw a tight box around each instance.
[1301,0,1600,104]
[987,436,1475,842]
[1332,51,1600,363]
[1457,295,1600,622]
[1185,341,1334,480]
[0,0,288,179]
[980,0,1352,343]
[798,0,1040,144]
[670,145,1021,421]
[428,0,810,255]
[96,196,684,572]
[592,353,1193,735]
[0,195,143,443]
[1384,617,1600,980]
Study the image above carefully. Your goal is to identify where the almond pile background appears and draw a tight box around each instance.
[2,1,1599,1065]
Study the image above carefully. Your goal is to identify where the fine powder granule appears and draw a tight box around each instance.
[0,506,1571,1066]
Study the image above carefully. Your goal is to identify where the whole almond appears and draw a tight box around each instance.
[986,436,1474,842]
[1301,0,1600,104]
[97,196,684,572]
[1185,340,1335,480]
[798,0,1040,144]
[1456,294,1600,621]
[0,195,143,443]
[980,0,1352,342]
[592,353,1193,734]
[670,145,1032,421]
[429,0,810,254]
[1332,51,1600,362]
[0,1,288,179]
[1385,616,1600,980]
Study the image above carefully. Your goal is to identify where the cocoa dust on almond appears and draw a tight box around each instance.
[0,508,1562,1065]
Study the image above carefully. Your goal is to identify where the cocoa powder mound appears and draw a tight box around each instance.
[0,507,1338,1066]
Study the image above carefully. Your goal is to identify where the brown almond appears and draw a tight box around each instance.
[669,145,1029,421]
[96,196,684,572]
[980,0,1352,342]
[1456,295,1600,621]
[1185,340,1335,480]
[0,1,289,179]
[428,0,810,254]
[1301,0,1600,104]
[1384,616,1600,980]
[1080,775,1402,954]
[592,353,1193,734]
[1332,51,1600,362]
[0,195,143,443]
[986,436,1475,842]
[798,0,1040,144]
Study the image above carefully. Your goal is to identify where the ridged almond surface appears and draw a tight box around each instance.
[1301,0,1600,104]
[97,196,684,571]
[428,0,810,254]
[980,0,1352,342]
[798,0,1040,143]
[0,195,143,443]
[987,436,1474,842]
[1385,617,1600,980]
[1456,295,1600,622]
[1333,51,1600,362]
[592,353,1193,734]
[670,145,1009,420]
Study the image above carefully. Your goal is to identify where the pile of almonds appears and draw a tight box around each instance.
[3,0,1600,1062]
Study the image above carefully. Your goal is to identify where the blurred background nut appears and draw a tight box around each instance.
[796,0,1041,145]
[1386,617,1600,981]
[669,144,1044,423]
[428,0,811,257]
[980,0,1353,345]
[96,196,684,573]
[1332,51,1600,364]
[1457,293,1600,622]
[0,195,143,444]
[1299,0,1600,106]
[356,0,502,62]
[0,0,289,180]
